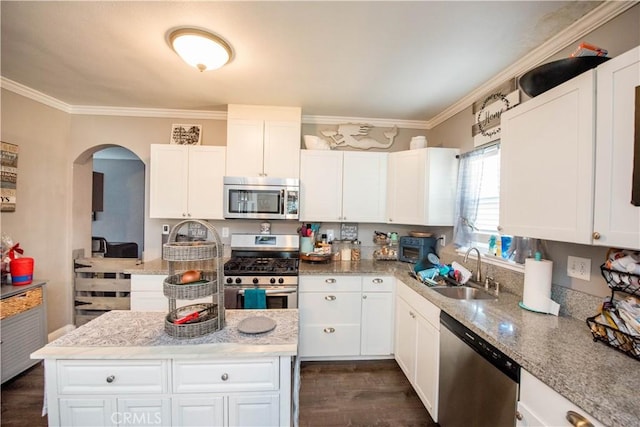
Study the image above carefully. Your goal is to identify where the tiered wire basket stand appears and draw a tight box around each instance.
[586,264,639,361]
[162,220,224,338]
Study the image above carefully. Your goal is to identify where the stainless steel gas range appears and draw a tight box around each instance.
[223,234,299,309]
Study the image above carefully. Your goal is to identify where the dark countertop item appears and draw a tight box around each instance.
[299,260,638,427]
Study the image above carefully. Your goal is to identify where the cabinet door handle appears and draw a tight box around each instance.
[566,411,594,427]
[106,375,115,383]
[409,311,416,318]
[362,295,367,300]
[592,232,601,240]
[325,295,336,301]
[372,278,384,284]
[221,373,229,381]
[323,327,335,333]
[182,213,187,217]
[515,411,523,421]
[325,278,336,284]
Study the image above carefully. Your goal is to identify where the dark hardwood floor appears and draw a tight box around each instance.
[1,359,435,426]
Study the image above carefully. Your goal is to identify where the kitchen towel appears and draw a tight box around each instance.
[243,288,267,309]
[224,288,239,309]
[522,258,560,315]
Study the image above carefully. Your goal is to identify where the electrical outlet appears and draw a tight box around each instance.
[222,227,229,238]
[439,234,446,246]
[162,224,170,235]
[326,229,335,241]
[567,256,591,281]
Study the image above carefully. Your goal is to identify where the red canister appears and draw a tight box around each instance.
[10,257,34,285]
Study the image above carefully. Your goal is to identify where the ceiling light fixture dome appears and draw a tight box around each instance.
[168,28,232,72]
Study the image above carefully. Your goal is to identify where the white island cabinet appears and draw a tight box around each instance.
[32,310,298,427]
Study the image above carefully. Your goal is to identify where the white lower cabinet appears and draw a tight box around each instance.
[394,280,440,422]
[130,274,210,311]
[517,369,604,427]
[47,357,289,427]
[299,275,394,359]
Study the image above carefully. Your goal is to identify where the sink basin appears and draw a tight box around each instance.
[431,285,497,300]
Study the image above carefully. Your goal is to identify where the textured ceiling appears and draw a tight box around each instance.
[1,1,604,121]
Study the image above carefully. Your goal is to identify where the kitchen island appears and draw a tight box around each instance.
[32,309,298,427]
[299,260,639,427]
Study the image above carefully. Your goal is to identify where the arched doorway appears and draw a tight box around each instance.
[73,145,145,259]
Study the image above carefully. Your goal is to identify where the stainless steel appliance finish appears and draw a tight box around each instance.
[223,176,299,220]
[438,311,520,427]
[224,234,299,309]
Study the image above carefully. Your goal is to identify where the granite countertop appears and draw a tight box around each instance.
[32,309,298,359]
[300,260,638,427]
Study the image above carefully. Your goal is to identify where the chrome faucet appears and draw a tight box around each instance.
[463,247,482,283]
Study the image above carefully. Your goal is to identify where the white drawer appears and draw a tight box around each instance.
[299,275,361,292]
[130,275,164,292]
[299,324,361,357]
[362,276,394,292]
[173,358,279,393]
[299,292,362,324]
[57,360,168,394]
[397,280,440,328]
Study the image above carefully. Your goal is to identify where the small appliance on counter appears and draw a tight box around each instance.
[398,234,439,264]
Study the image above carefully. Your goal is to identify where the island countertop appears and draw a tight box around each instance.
[32,309,298,360]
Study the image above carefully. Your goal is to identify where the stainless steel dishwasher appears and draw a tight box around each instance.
[438,312,520,427]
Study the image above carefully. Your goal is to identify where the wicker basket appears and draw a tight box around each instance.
[163,272,218,300]
[164,303,219,339]
[0,287,43,320]
[163,242,216,262]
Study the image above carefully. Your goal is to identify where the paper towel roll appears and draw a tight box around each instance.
[523,258,560,315]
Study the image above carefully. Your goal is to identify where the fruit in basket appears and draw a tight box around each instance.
[181,270,201,284]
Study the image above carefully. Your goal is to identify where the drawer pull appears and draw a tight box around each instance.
[323,327,335,333]
[566,411,594,427]
[106,375,115,383]
[221,373,229,381]
[325,295,336,301]
[362,295,367,299]
[372,278,384,284]
[325,278,336,284]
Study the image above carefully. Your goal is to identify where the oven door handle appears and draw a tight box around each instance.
[237,288,298,295]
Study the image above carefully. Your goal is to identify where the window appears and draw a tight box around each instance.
[453,143,501,250]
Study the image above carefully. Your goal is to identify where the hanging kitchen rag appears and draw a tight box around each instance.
[243,288,267,309]
[224,288,240,309]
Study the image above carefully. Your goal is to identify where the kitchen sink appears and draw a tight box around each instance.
[430,285,497,300]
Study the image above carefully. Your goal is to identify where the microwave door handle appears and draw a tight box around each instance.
[280,189,285,215]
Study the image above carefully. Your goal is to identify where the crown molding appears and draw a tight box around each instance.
[426,0,638,129]
[69,105,227,120]
[302,114,428,129]
[0,77,72,112]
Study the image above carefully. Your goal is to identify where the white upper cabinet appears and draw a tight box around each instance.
[500,70,596,244]
[149,144,226,220]
[593,46,640,250]
[386,148,459,226]
[226,105,301,179]
[300,150,387,223]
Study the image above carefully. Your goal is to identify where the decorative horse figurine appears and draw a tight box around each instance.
[320,123,398,150]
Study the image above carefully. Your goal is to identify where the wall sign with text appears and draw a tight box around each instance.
[472,78,521,147]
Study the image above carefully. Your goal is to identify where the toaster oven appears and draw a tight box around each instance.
[398,236,439,263]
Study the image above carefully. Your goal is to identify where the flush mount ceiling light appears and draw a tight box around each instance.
[168,28,232,72]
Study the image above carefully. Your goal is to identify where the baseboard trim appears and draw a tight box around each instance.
[48,324,75,342]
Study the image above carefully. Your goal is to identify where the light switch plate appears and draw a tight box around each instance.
[567,256,591,281]
[222,227,229,238]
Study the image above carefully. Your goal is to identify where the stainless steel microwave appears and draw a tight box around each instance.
[223,176,299,220]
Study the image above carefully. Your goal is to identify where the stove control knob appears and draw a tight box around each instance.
[270,278,276,284]
[278,278,284,284]
[235,278,242,284]
[252,278,259,284]
[226,277,233,284]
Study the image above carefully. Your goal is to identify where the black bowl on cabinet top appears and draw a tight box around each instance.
[518,56,610,98]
